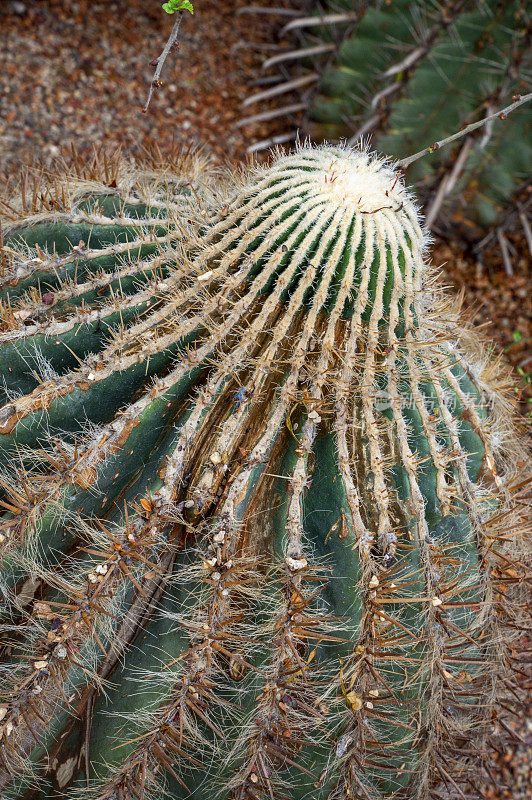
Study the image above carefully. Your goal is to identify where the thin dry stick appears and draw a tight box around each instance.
[397,92,532,168]
[144,13,185,113]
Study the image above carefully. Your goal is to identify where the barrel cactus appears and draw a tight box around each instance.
[0,144,528,800]
[240,0,532,231]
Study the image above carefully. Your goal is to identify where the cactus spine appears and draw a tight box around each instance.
[0,145,528,799]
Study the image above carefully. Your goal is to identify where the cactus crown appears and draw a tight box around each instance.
[198,144,423,321]
[0,145,528,800]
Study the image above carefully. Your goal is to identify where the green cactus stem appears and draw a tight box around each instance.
[0,145,528,800]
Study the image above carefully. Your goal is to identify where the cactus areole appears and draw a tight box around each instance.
[0,145,527,799]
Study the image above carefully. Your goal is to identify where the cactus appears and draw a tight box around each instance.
[0,144,528,800]
[240,0,532,232]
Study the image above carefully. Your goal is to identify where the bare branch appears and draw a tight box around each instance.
[519,208,532,257]
[144,12,184,113]
[397,92,532,168]
[497,229,514,276]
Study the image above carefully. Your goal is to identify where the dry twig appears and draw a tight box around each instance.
[144,12,185,113]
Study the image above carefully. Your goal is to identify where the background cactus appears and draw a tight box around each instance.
[239,0,531,236]
[0,144,528,800]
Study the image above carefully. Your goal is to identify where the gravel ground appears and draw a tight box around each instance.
[0,2,530,797]
[0,0,281,170]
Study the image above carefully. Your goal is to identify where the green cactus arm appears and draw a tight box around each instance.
[0,154,217,787]
[0,520,179,789]
[376,1,531,181]
[62,408,281,797]
[0,363,203,611]
[10,414,204,796]
[74,194,172,220]
[0,306,150,405]
[0,239,196,404]
[245,0,529,231]
[0,332,193,456]
[0,391,217,789]
[310,0,468,132]
[3,217,167,256]
[0,177,201,404]
[0,237,162,302]
[1,243,169,318]
[0,145,212,300]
